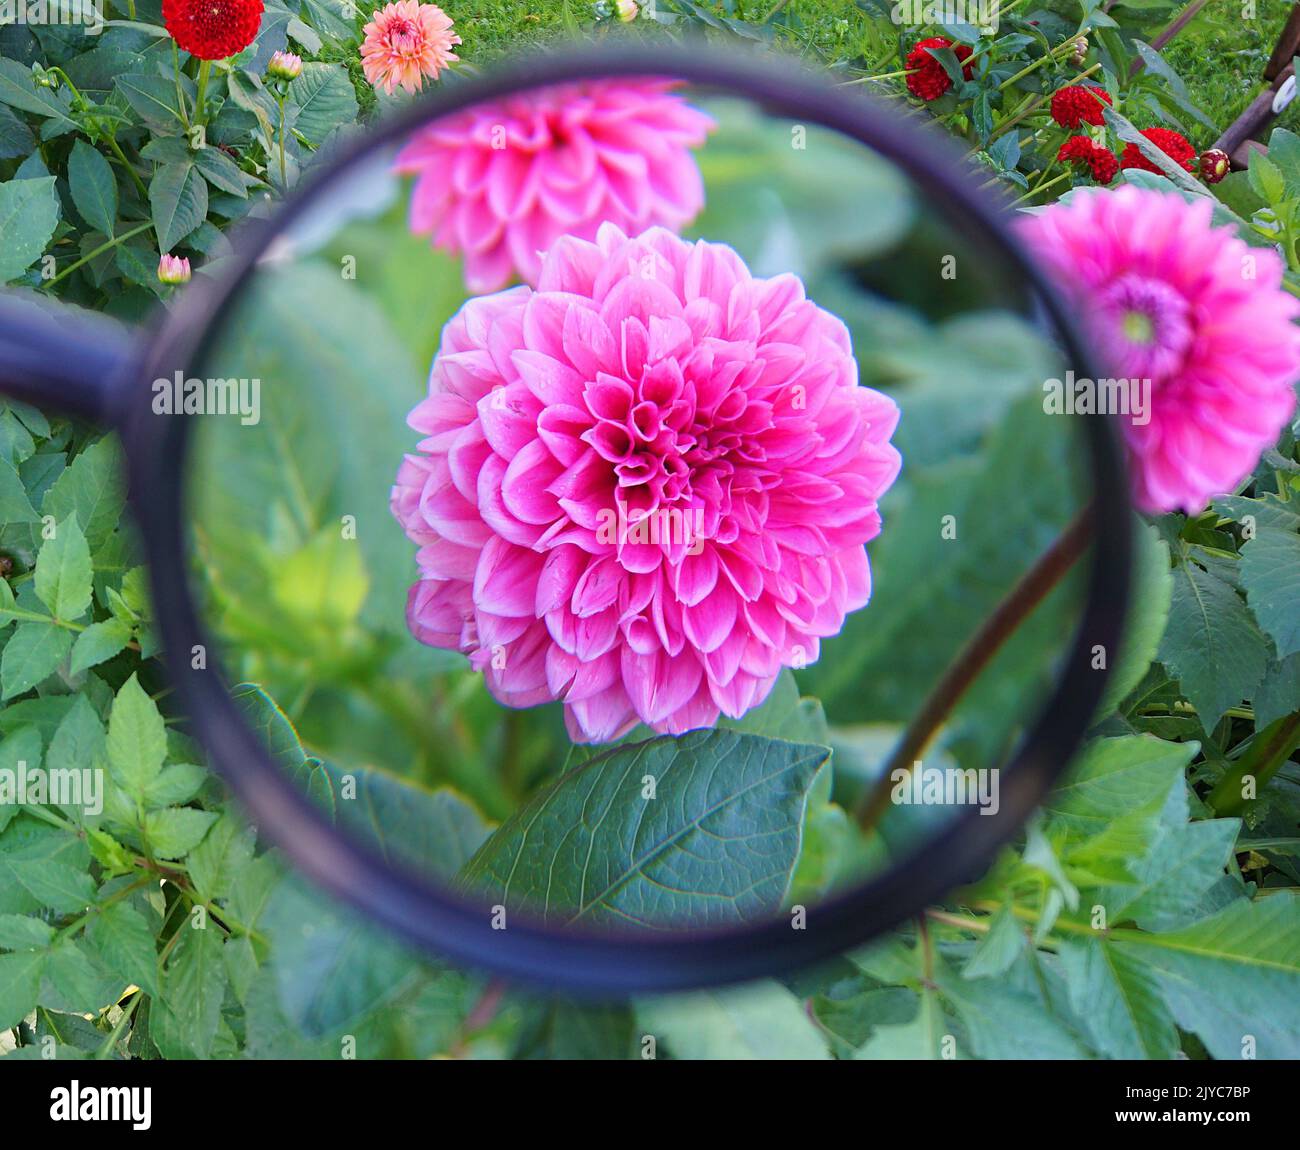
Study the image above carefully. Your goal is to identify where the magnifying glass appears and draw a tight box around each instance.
[0,44,1130,995]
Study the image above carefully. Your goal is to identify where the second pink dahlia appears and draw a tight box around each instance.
[360,1,460,96]
[395,79,714,293]
[392,224,901,742]
[1017,186,1300,514]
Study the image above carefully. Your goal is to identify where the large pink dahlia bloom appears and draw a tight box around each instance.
[1017,186,1300,514]
[392,224,902,743]
[394,80,714,293]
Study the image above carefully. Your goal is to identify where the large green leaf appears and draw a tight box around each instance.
[149,161,208,253]
[105,672,167,797]
[67,139,118,238]
[1158,560,1269,727]
[1111,892,1300,1059]
[289,62,358,144]
[34,516,92,622]
[0,623,71,700]
[1239,524,1300,661]
[1057,937,1177,1059]
[0,948,46,1031]
[0,176,59,283]
[461,729,827,928]
[0,58,75,126]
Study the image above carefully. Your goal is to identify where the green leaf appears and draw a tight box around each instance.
[149,161,208,253]
[1158,561,1270,726]
[0,623,71,700]
[69,617,132,675]
[67,139,118,238]
[1043,735,1195,836]
[8,858,95,913]
[34,516,92,622]
[636,981,830,1059]
[45,939,120,1013]
[159,924,226,1057]
[142,808,217,860]
[0,455,39,524]
[88,901,158,997]
[1111,892,1300,1059]
[1057,937,1178,1059]
[1103,819,1241,931]
[0,912,55,950]
[460,730,828,928]
[105,672,167,797]
[936,961,1089,1058]
[0,948,46,1030]
[853,992,951,1059]
[191,145,250,198]
[41,436,126,551]
[289,62,358,145]
[962,903,1026,979]
[0,176,59,284]
[186,810,254,903]
[1239,525,1300,660]
[0,105,34,161]
[261,876,418,1037]
[142,763,207,809]
[115,73,186,129]
[514,1000,636,1060]
[0,725,41,834]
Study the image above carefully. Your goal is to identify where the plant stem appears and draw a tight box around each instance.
[172,42,191,131]
[1011,167,1071,206]
[95,993,140,1060]
[1207,711,1300,815]
[854,508,1094,829]
[277,94,287,189]
[194,59,211,126]
[106,135,148,200]
[45,221,153,287]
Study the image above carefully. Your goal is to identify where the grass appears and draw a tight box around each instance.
[1163,0,1300,142]
[437,0,1294,144]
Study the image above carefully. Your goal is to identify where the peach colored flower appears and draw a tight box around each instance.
[360,1,460,96]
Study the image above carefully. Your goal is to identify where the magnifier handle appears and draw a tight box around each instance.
[0,291,136,424]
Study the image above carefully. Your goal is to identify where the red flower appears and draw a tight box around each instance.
[163,0,264,61]
[1050,85,1112,129]
[1120,127,1197,174]
[905,37,973,102]
[1058,136,1119,184]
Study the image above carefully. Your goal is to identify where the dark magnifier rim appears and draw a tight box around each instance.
[122,42,1132,995]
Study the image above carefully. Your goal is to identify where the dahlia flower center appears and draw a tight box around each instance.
[388,19,419,51]
[1097,273,1194,382]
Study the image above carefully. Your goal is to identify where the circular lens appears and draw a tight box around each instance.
[160,58,1111,982]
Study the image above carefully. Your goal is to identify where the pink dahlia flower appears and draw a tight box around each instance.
[394,80,714,293]
[360,1,460,96]
[392,224,901,743]
[1017,186,1300,514]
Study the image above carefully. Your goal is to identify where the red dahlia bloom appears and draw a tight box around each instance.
[1058,136,1119,184]
[163,0,264,61]
[1120,127,1197,174]
[1050,85,1112,129]
[905,37,973,101]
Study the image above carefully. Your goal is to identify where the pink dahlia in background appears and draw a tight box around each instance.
[394,80,714,293]
[1018,186,1300,514]
[392,224,901,742]
[361,0,460,96]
